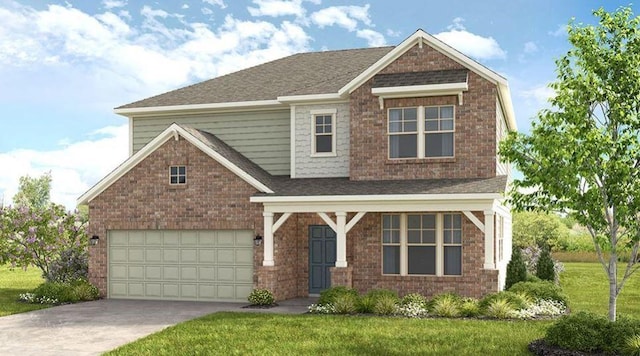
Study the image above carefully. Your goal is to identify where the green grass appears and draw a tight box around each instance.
[0,265,48,316]
[561,262,640,317]
[106,313,549,356]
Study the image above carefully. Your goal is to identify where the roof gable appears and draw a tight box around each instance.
[77,123,274,205]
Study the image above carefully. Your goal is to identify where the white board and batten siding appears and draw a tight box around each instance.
[108,230,254,302]
[131,110,290,176]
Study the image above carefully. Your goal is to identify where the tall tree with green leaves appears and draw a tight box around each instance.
[12,172,52,210]
[500,7,640,321]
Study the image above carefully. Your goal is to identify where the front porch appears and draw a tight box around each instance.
[250,188,512,300]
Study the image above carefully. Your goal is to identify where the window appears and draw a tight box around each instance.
[388,108,418,158]
[311,110,337,155]
[425,106,454,157]
[496,215,504,261]
[170,166,186,185]
[388,105,454,159]
[382,213,462,276]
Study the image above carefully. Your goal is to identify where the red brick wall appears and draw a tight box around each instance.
[87,137,264,297]
[348,212,498,299]
[350,43,498,180]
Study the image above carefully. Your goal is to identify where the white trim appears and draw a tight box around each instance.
[290,105,297,178]
[484,210,496,269]
[436,213,444,276]
[272,212,292,233]
[277,93,345,103]
[346,212,366,233]
[252,193,500,204]
[335,212,348,267]
[462,211,484,231]
[78,123,273,205]
[114,100,283,116]
[372,83,468,105]
[263,212,275,266]
[317,212,337,231]
[498,85,518,131]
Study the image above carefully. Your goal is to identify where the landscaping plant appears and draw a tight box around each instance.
[505,247,527,289]
[500,5,640,321]
[247,289,275,306]
[536,245,556,282]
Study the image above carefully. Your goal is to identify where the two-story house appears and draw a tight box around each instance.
[78,29,515,302]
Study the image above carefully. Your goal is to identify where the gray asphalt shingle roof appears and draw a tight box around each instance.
[182,124,507,197]
[372,69,468,88]
[118,46,394,109]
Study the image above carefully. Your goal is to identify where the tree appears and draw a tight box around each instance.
[12,172,52,210]
[513,211,568,250]
[0,204,87,277]
[536,246,556,282]
[499,6,640,321]
[505,247,527,290]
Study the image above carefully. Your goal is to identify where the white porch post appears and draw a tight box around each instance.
[335,211,348,268]
[263,212,274,266]
[484,210,495,269]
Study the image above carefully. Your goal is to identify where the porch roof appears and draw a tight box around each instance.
[259,175,508,197]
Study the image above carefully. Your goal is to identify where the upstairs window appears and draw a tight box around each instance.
[388,105,455,159]
[311,109,337,156]
[170,166,186,185]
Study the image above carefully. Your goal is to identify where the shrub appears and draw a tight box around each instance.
[625,335,640,356]
[396,302,428,318]
[332,293,358,314]
[45,247,88,283]
[479,291,528,311]
[71,279,99,301]
[536,246,556,281]
[308,304,335,314]
[318,286,358,306]
[247,289,275,306]
[508,280,569,306]
[513,299,567,319]
[459,298,481,317]
[400,293,428,308]
[32,282,77,303]
[430,293,461,318]
[484,298,517,319]
[544,312,609,352]
[373,294,398,315]
[604,317,640,354]
[357,289,398,313]
[505,247,527,289]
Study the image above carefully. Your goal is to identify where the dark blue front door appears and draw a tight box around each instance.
[309,225,336,294]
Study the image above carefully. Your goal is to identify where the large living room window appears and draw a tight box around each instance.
[388,105,454,159]
[382,213,462,276]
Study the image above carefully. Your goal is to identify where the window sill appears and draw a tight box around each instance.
[311,152,337,158]
[381,273,463,278]
[168,184,189,189]
[386,157,456,164]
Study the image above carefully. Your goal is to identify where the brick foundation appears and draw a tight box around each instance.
[330,266,354,288]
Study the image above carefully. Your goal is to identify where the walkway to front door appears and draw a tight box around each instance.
[309,225,336,294]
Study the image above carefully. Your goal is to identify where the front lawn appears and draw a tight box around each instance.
[0,265,48,316]
[561,262,640,317]
[107,313,548,356]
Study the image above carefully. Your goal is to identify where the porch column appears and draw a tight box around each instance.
[263,212,274,266]
[335,211,348,267]
[484,210,495,269]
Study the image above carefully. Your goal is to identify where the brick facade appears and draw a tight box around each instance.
[87,137,264,297]
[350,43,498,181]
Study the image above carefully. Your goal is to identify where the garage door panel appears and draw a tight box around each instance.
[181,249,197,263]
[163,249,179,263]
[109,230,253,302]
[236,249,253,264]
[217,249,235,263]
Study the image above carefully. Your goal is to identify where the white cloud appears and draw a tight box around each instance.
[520,84,555,104]
[0,125,128,210]
[357,29,386,47]
[102,0,127,9]
[202,7,213,15]
[386,29,401,37]
[435,18,506,60]
[310,5,371,31]
[523,41,538,54]
[182,4,190,9]
[549,24,568,37]
[248,0,306,18]
[203,0,227,9]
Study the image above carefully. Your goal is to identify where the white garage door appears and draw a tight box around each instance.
[108,230,254,301]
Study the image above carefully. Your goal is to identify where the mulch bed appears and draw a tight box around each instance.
[241,303,279,309]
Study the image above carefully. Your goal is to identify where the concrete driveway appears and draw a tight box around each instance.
[0,299,307,356]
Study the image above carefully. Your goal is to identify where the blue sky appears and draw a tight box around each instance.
[0,0,631,208]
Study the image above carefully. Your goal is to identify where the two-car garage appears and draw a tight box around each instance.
[108,230,254,302]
